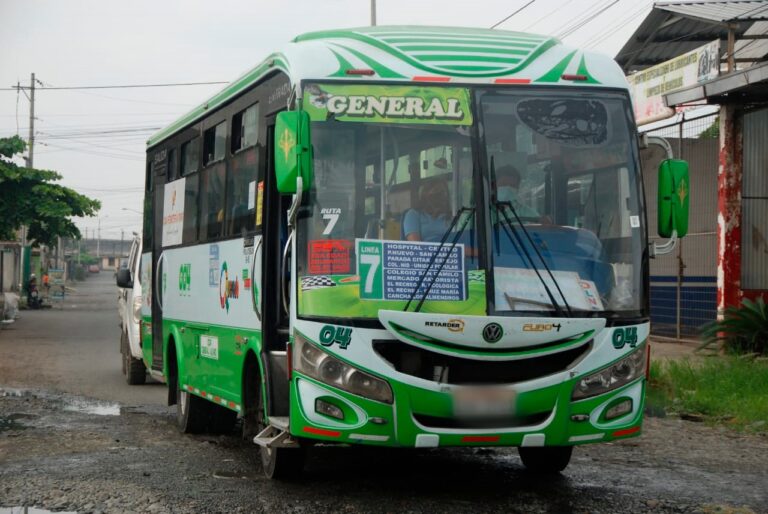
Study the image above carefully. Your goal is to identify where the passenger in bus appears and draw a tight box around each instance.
[402,180,451,242]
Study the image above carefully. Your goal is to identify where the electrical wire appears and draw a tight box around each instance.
[490,0,538,29]
[1,81,227,91]
[522,0,577,32]
[558,0,622,39]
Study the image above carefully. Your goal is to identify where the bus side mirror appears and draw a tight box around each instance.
[657,159,690,238]
[274,110,312,195]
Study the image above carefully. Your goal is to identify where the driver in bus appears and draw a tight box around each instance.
[403,180,451,242]
[495,164,541,219]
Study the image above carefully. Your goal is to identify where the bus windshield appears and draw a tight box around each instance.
[296,83,646,322]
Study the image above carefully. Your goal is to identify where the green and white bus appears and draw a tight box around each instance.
[140,26,690,478]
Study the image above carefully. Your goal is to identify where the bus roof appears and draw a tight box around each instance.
[148,26,628,147]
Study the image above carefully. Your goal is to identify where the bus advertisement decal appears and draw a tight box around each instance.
[303,84,472,126]
[162,177,186,247]
[208,244,220,288]
[308,239,352,275]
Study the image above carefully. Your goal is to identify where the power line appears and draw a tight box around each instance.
[1,81,227,91]
[490,0,537,29]
[523,0,577,32]
[558,0,622,39]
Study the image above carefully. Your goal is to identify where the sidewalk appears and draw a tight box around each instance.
[650,336,704,361]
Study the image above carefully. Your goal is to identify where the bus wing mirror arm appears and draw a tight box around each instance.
[288,176,303,229]
[651,229,677,258]
[640,134,682,258]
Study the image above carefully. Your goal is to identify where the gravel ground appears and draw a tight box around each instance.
[1,387,766,514]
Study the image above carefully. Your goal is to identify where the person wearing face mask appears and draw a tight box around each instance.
[495,165,540,219]
[402,180,452,242]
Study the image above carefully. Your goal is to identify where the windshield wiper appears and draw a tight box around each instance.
[404,206,475,313]
[493,201,572,316]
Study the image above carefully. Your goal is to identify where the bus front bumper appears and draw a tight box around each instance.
[287,373,645,447]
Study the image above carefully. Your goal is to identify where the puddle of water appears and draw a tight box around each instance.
[0,508,77,514]
[62,398,120,416]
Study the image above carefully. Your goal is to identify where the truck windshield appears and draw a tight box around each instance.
[296,83,647,322]
[479,88,646,318]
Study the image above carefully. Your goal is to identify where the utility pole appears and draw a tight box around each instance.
[97,218,101,259]
[27,73,35,168]
[371,0,376,26]
[18,73,37,291]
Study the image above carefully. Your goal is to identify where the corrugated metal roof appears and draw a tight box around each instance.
[658,1,768,23]
[616,1,768,73]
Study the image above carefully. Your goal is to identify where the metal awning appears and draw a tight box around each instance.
[664,59,768,104]
[616,1,768,73]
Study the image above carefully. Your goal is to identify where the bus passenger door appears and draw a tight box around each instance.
[151,170,165,372]
[261,119,292,416]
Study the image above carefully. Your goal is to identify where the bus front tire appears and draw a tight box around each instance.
[518,446,573,473]
[246,361,305,480]
[261,444,306,481]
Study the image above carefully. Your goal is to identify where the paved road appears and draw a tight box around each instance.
[0,273,165,406]
[1,274,766,513]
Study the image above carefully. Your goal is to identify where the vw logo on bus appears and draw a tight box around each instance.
[482,323,503,344]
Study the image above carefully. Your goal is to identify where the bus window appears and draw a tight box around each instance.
[181,137,199,176]
[182,173,199,244]
[232,103,259,153]
[180,137,201,245]
[199,162,226,241]
[227,146,259,236]
[204,122,226,166]
[166,148,177,183]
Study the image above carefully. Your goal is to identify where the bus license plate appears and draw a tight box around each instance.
[452,387,516,418]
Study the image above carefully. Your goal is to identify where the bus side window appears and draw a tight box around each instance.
[228,103,260,236]
[181,137,200,245]
[199,122,227,241]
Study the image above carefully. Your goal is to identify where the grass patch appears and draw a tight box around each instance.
[647,356,768,433]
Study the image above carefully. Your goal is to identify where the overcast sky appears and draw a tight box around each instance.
[0,0,652,240]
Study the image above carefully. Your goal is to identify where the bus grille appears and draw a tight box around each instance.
[413,411,552,430]
[373,339,590,385]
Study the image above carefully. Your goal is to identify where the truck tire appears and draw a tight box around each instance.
[122,330,146,385]
[518,446,573,473]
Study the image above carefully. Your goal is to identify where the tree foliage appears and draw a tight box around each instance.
[0,135,101,247]
[700,297,768,356]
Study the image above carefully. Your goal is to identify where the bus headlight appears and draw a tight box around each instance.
[572,344,646,400]
[294,333,393,404]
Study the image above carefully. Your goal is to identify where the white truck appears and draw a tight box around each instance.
[116,234,146,384]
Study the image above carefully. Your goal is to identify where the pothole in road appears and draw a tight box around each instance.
[0,413,34,432]
[62,398,120,416]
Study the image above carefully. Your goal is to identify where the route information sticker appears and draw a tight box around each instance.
[356,239,466,301]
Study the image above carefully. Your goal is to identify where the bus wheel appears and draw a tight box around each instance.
[518,446,573,473]
[253,373,304,479]
[259,429,306,480]
[176,376,208,434]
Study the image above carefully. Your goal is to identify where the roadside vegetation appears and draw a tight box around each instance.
[648,356,768,433]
